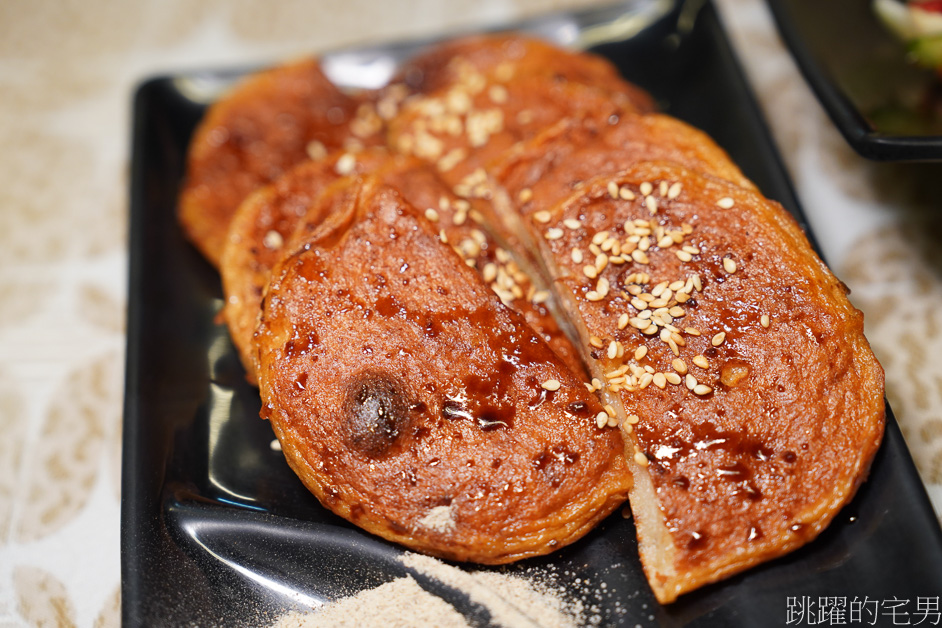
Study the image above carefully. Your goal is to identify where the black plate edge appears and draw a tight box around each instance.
[767,0,942,162]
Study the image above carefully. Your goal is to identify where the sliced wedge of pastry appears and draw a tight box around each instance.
[254,177,631,563]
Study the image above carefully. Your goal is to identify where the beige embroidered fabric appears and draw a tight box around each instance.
[0,0,939,624]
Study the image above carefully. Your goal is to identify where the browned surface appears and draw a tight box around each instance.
[391,32,654,112]
[220,149,393,381]
[491,112,755,219]
[222,148,583,383]
[255,180,631,563]
[527,161,884,601]
[387,37,654,187]
[178,58,380,266]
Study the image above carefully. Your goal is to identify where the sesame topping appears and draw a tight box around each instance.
[563,218,582,230]
[723,257,737,274]
[607,181,619,198]
[672,358,688,375]
[711,332,726,347]
[534,211,552,223]
[634,451,649,467]
[263,230,283,250]
[306,140,328,161]
[541,379,561,391]
[717,197,735,209]
[518,188,533,203]
[667,182,682,199]
[640,181,653,196]
[424,208,440,222]
[761,314,771,328]
[634,346,648,360]
[596,412,609,428]
[335,153,356,175]
[545,228,564,240]
[693,384,713,396]
[692,355,710,369]
[571,248,584,264]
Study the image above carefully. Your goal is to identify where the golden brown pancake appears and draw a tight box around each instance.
[388,73,645,188]
[491,112,756,220]
[517,161,884,602]
[254,179,631,563]
[178,58,382,266]
[391,33,654,113]
[221,148,582,383]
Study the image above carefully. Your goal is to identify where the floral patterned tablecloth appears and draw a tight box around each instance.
[1,0,939,625]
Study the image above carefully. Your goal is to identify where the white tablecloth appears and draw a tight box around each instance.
[1,0,938,624]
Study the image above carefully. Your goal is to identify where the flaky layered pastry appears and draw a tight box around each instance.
[515,161,884,601]
[254,179,631,562]
[178,58,382,266]
[179,31,885,603]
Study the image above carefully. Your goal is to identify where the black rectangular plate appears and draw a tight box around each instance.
[122,1,942,625]
[768,0,942,161]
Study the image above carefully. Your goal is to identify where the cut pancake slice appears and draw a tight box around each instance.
[254,178,631,563]
[490,111,756,223]
[178,58,383,266]
[518,161,884,602]
[222,149,583,383]
[390,33,655,112]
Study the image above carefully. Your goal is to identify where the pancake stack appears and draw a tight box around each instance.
[178,34,885,603]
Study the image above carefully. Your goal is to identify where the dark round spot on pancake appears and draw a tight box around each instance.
[343,370,410,457]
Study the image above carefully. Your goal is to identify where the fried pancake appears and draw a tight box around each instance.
[491,112,755,221]
[254,179,631,563]
[388,74,644,188]
[391,33,654,113]
[520,161,884,602]
[220,149,394,382]
[222,149,582,383]
[179,58,381,266]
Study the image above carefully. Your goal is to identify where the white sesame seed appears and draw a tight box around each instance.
[618,313,630,330]
[684,327,700,336]
[693,355,709,369]
[694,384,713,396]
[425,208,440,222]
[676,250,692,262]
[717,197,735,209]
[335,153,356,175]
[589,336,604,348]
[607,181,619,198]
[645,196,658,214]
[608,341,618,360]
[542,379,561,391]
[685,374,697,389]
[653,373,667,389]
[534,211,552,223]
[639,373,654,389]
[583,265,598,279]
[640,181,653,196]
[596,412,609,428]
[659,181,668,197]
[634,345,648,360]
[668,182,682,199]
[712,332,726,347]
[619,186,635,200]
[517,187,533,203]
[571,248,584,264]
[723,257,737,274]
[672,358,688,375]
[634,451,649,467]
[761,315,770,328]
[607,415,618,428]
[263,230,284,250]
[665,372,682,385]
[564,218,582,230]
[545,228,564,240]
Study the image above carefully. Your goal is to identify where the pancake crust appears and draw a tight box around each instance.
[491,112,756,219]
[254,180,631,563]
[391,33,654,112]
[221,149,582,383]
[179,58,380,266]
[522,161,885,602]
